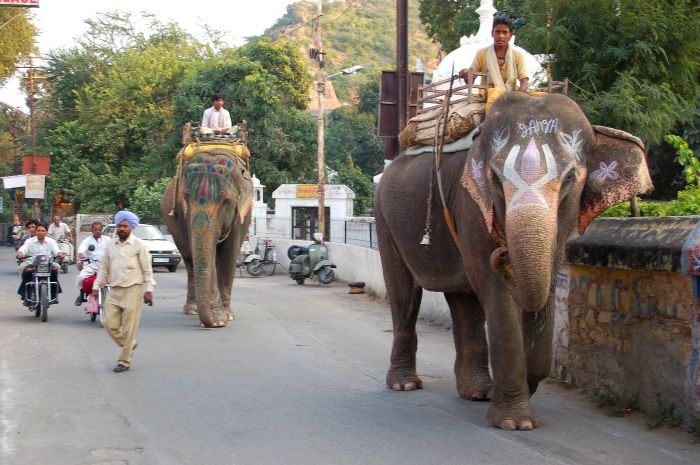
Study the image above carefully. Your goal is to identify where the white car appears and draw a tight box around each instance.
[102,223,181,272]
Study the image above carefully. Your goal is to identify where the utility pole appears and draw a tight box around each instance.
[27,55,40,219]
[313,0,326,238]
[397,0,408,131]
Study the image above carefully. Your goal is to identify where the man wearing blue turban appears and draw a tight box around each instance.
[93,210,156,373]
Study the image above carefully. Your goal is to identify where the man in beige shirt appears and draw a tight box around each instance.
[93,210,155,373]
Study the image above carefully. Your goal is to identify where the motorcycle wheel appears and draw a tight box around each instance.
[34,304,40,318]
[90,312,97,322]
[39,282,48,322]
[287,245,303,260]
[246,259,263,277]
[263,251,277,276]
[61,262,68,274]
[318,266,335,284]
[295,277,305,285]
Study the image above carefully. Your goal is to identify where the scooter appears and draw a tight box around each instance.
[236,237,264,277]
[19,254,59,322]
[77,245,105,324]
[56,237,74,273]
[287,233,336,285]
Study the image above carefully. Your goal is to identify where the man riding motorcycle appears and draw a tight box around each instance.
[49,215,74,270]
[75,221,111,306]
[16,222,64,305]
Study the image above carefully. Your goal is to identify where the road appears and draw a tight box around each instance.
[0,246,698,465]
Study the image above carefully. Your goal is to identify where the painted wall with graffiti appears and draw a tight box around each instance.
[554,218,700,421]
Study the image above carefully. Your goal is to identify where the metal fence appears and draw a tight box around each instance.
[250,216,378,249]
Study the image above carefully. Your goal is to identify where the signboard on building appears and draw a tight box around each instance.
[22,155,50,175]
[296,184,319,198]
[0,0,40,7]
[25,174,45,199]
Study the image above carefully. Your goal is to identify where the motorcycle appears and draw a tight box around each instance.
[236,237,264,277]
[287,232,336,285]
[77,245,105,324]
[19,254,58,322]
[56,237,75,273]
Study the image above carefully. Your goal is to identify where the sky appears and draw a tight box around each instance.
[0,0,296,111]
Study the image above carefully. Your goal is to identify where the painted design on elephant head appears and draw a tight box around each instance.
[503,137,558,211]
[560,129,583,161]
[471,159,485,188]
[518,118,558,138]
[491,127,509,154]
[591,161,619,182]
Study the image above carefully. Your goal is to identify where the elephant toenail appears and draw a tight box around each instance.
[499,420,517,430]
[519,420,534,430]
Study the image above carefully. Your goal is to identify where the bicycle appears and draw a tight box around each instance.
[254,238,277,276]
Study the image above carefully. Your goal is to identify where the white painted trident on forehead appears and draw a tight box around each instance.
[503,137,558,211]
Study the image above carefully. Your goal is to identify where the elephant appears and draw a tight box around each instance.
[161,147,253,328]
[374,92,652,430]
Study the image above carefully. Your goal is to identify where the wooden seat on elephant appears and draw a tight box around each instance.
[179,121,250,162]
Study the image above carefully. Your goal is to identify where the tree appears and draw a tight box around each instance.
[329,156,374,215]
[174,39,317,202]
[518,0,700,146]
[326,105,384,176]
[419,0,526,51]
[0,8,36,84]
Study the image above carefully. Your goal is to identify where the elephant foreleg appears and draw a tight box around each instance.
[444,292,492,400]
[484,292,539,430]
[216,232,238,322]
[183,255,197,315]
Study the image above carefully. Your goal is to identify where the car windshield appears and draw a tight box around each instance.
[133,225,166,240]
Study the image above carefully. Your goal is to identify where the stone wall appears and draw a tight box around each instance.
[555,217,700,421]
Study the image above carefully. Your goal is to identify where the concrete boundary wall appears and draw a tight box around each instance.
[264,238,451,323]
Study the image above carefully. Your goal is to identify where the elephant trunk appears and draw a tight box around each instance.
[496,208,557,312]
[191,226,218,327]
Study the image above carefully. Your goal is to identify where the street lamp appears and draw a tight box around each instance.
[316,64,362,239]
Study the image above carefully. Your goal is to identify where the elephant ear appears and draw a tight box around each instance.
[460,136,504,244]
[578,125,653,233]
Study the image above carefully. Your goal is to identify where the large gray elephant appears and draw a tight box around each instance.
[161,147,252,328]
[375,92,652,430]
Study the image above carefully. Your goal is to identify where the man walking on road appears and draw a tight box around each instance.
[93,211,155,373]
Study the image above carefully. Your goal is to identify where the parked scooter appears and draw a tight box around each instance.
[236,236,264,277]
[56,237,74,273]
[287,233,336,285]
[19,254,58,322]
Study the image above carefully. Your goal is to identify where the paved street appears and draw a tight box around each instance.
[0,246,698,465]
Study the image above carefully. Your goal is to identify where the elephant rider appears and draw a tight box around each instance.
[16,222,64,305]
[92,210,155,373]
[74,221,111,306]
[201,93,232,135]
[458,17,529,112]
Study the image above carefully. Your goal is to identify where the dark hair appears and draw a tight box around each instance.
[25,219,38,227]
[212,93,224,101]
[91,221,103,228]
[35,222,49,231]
[492,17,513,33]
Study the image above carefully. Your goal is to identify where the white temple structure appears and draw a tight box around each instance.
[430,0,547,86]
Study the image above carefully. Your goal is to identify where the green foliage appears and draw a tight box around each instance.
[326,105,384,176]
[600,187,700,217]
[130,177,171,224]
[419,1,527,50]
[518,0,700,146]
[665,134,700,188]
[173,39,317,202]
[0,9,36,84]
[329,156,374,215]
